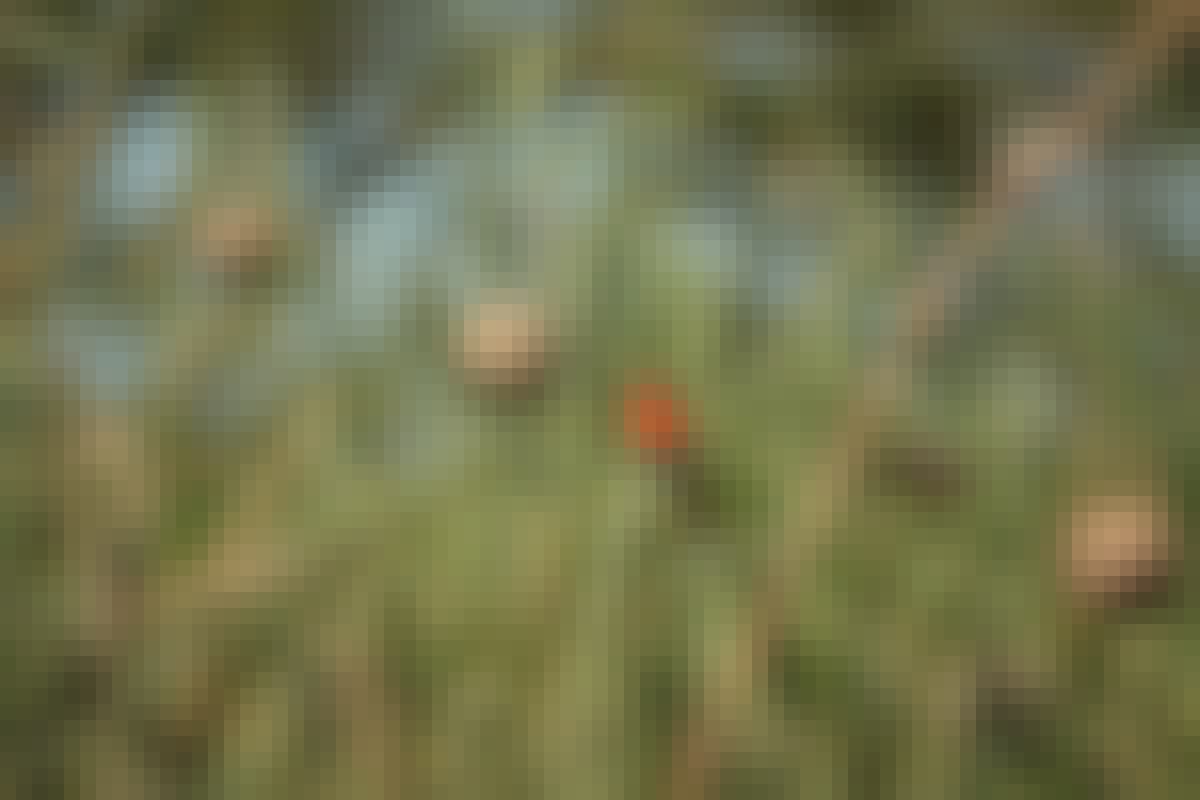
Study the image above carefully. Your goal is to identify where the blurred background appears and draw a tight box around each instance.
[2,1,1198,797]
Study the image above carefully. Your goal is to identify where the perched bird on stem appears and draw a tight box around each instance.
[621,376,738,532]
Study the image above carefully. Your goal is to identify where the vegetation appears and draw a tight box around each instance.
[2,1,1198,797]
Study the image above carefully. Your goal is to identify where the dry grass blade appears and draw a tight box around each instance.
[663,2,1200,796]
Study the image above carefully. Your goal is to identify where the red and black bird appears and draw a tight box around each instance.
[620,376,742,532]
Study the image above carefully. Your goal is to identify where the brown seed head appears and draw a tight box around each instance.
[456,297,555,389]
[1062,489,1172,610]
[194,201,281,276]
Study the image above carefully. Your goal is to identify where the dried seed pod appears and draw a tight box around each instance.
[871,439,968,508]
[193,200,283,288]
[454,296,557,396]
[1061,488,1173,611]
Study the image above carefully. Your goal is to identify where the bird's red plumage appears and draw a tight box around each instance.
[622,380,691,461]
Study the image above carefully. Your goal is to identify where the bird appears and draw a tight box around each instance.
[621,376,744,534]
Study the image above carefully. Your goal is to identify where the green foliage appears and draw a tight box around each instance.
[5,1,1200,798]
